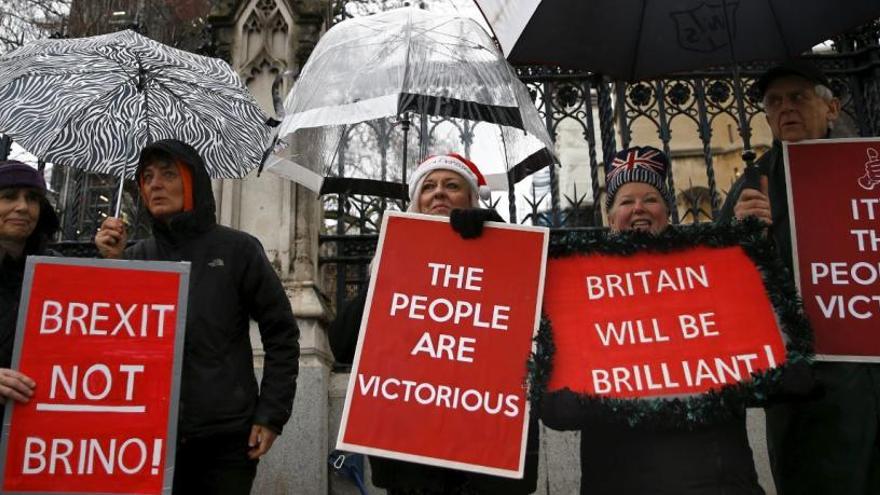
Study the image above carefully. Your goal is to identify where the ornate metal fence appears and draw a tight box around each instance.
[320,26,880,315]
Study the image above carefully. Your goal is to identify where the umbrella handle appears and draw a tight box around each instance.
[740,148,760,191]
[113,176,126,218]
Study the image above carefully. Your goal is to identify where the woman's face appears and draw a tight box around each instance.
[417,170,472,216]
[0,187,41,244]
[607,182,669,234]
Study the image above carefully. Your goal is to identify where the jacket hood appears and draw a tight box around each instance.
[136,139,216,239]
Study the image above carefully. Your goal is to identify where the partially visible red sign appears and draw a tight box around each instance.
[1,257,189,495]
[337,212,547,478]
[785,137,880,361]
[544,246,786,398]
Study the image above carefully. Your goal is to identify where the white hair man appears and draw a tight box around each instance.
[719,60,879,495]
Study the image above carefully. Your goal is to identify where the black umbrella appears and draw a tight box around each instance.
[476,0,880,184]
[476,0,880,81]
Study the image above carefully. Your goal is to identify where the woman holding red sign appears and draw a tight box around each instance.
[0,161,58,413]
[329,153,539,494]
[541,146,764,495]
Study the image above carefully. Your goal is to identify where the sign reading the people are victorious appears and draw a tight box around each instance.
[785,137,880,361]
[544,243,787,399]
[337,212,548,478]
[0,257,189,495]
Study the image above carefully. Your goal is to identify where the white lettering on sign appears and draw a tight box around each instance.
[427,263,483,291]
[589,345,775,395]
[388,293,510,330]
[410,332,477,363]
[356,373,520,418]
[48,364,145,403]
[585,265,709,300]
[21,437,163,476]
[851,198,880,221]
[39,301,175,338]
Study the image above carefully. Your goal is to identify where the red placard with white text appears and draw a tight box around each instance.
[784,137,880,361]
[0,257,189,495]
[544,246,787,398]
[337,212,548,478]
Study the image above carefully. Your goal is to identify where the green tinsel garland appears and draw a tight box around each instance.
[529,218,814,431]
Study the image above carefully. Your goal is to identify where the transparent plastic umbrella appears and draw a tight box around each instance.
[266,7,555,203]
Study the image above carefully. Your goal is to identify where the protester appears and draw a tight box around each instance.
[0,160,59,415]
[542,146,764,495]
[719,60,880,495]
[328,153,539,494]
[94,140,300,495]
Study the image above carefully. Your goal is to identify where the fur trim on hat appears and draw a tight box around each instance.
[407,153,491,210]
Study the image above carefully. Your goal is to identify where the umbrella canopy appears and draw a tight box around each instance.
[475,0,880,81]
[0,30,274,179]
[269,7,555,199]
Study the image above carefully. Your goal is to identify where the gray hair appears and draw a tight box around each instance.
[814,84,835,102]
[761,83,838,128]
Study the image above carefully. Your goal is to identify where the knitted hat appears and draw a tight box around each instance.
[408,153,491,208]
[604,146,671,209]
[0,160,59,250]
[0,160,47,192]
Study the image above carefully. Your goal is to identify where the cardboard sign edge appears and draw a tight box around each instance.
[0,256,191,495]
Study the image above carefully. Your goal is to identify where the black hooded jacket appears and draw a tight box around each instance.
[124,139,299,437]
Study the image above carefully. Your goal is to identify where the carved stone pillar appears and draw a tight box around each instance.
[209,1,332,493]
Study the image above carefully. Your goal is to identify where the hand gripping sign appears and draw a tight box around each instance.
[1,257,189,495]
[536,223,811,428]
[784,137,880,361]
[337,212,548,478]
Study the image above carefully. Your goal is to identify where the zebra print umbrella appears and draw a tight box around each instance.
[0,30,274,179]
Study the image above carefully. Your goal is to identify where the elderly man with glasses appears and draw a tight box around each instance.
[720,60,879,495]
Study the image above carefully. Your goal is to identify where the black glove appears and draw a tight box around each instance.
[772,359,824,403]
[449,208,503,239]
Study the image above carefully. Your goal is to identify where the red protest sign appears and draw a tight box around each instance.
[1,257,189,495]
[544,246,786,398]
[785,137,880,361]
[337,212,547,478]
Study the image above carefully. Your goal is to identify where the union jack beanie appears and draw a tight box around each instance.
[604,146,671,209]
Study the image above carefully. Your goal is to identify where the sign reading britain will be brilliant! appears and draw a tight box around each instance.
[532,222,812,429]
[544,244,787,399]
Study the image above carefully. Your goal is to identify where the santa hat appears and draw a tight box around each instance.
[604,146,671,209]
[408,153,492,206]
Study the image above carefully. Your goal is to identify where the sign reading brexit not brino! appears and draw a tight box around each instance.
[543,246,787,398]
[785,137,880,361]
[1,257,189,495]
[337,212,548,478]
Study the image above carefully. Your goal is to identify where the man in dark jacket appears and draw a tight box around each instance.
[719,60,880,495]
[0,160,58,416]
[95,140,300,494]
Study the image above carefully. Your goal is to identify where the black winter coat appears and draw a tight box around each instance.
[719,138,880,495]
[330,289,539,494]
[0,192,58,416]
[541,393,762,495]
[124,139,300,437]
[718,141,792,270]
